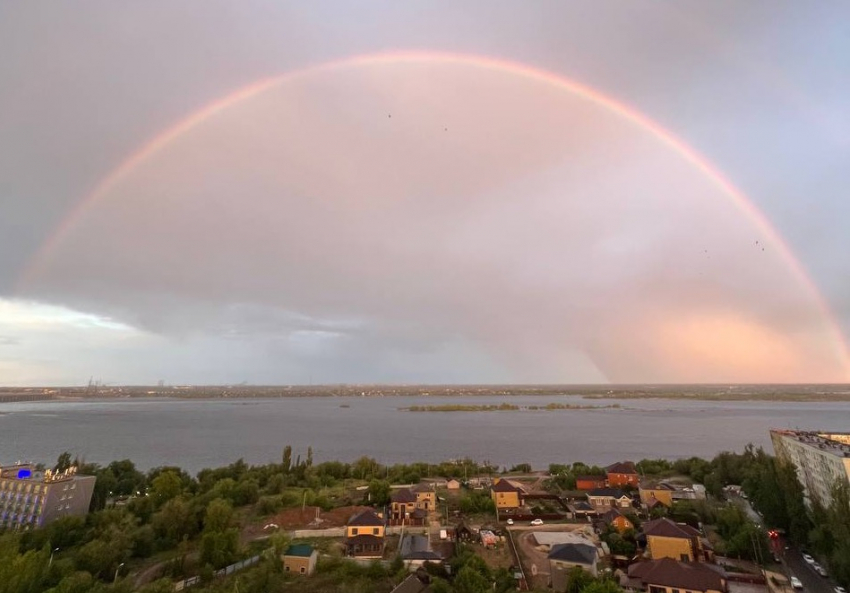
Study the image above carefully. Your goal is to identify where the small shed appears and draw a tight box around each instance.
[282,544,318,575]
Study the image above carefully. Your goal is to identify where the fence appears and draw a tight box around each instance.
[173,548,272,591]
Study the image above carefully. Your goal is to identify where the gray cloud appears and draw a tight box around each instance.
[1,2,848,384]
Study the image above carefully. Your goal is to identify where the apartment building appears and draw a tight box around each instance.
[770,429,850,508]
[0,463,96,531]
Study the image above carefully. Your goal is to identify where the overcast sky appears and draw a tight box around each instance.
[1,2,848,386]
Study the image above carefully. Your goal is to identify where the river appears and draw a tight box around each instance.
[1,395,847,473]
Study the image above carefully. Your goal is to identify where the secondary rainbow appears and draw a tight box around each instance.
[16,50,850,372]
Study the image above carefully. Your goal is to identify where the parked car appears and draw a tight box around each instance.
[834,586,846,593]
[506,518,514,525]
[802,553,815,564]
[790,577,803,589]
[813,564,827,577]
[530,518,544,526]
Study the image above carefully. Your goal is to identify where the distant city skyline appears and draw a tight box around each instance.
[1,3,849,385]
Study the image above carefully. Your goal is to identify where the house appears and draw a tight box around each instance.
[454,521,476,542]
[645,497,667,514]
[533,527,597,551]
[446,479,461,490]
[600,508,634,533]
[391,573,431,593]
[639,483,675,508]
[412,483,436,512]
[642,518,711,562]
[400,533,445,568]
[570,501,598,518]
[607,461,640,487]
[549,543,599,591]
[490,478,524,509]
[282,544,318,575]
[588,488,633,509]
[390,489,427,526]
[626,558,728,593]
[577,475,608,490]
[345,509,385,558]
[390,484,434,525]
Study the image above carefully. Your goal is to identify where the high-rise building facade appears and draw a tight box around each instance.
[770,429,850,508]
[0,463,96,531]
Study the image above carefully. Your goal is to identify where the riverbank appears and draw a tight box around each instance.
[2,383,848,402]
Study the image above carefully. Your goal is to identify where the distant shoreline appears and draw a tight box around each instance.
[1,383,849,403]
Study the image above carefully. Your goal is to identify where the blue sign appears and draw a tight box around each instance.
[16,469,32,479]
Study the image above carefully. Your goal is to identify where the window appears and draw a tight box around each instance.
[284,565,290,572]
[373,527,379,535]
[351,528,358,535]
[680,554,690,562]
[300,567,306,574]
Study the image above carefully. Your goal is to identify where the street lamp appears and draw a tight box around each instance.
[48,547,59,570]
[113,562,125,584]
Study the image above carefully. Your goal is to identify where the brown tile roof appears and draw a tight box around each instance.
[411,483,433,493]
[588,487,628,498]
[646,497,665,509]
[577,475,607,482]
[391,489,418,503]
[491,479,522,493]
[601,508,628,523]
[391,574,430,593]
[629,558,726,592]
[348,509,384,527]
[607,461,638,475]
[643,518,701,539]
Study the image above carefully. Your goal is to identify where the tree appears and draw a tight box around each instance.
[306,446,313,467]
[150,471,183,507]
[203,498,234,533]
[367,480,391,506]
[106,460,146,496]
[199,499,238,569]
[454,565,491,593]
[151,498,196,546]
[565,566,595,593]
[198,530,238,569]
[584,579,624,593]
[282,446,292,474]
[54,452,73,473]
[137,579,176,593]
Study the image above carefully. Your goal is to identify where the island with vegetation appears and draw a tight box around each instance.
[401,402,623,412]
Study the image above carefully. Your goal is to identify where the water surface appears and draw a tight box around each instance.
[1,395,846,473]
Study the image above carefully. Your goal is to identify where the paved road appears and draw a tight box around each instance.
[778,542,839,593]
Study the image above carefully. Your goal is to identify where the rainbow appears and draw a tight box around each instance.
[16,50,850,372]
